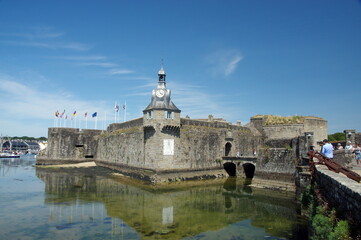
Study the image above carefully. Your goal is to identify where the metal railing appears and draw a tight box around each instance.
[307,151,361,183]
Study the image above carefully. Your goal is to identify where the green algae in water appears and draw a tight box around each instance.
[0,159,307,239]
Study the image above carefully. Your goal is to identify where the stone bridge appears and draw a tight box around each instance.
[222,156,257,178]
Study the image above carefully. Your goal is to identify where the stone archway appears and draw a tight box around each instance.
[223,162,236,176]
[242,163,255,178]
[225,142,232,156]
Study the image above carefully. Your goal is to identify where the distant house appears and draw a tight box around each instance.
[2,141,40,152]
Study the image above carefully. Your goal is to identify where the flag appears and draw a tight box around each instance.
[55,110,59,117]
[115,104,120,112]
[85,112,88,117]
[73,111,77,116]
[123,104,126,110]
[65,115,68,119]
[60,109,65,118]
[92,112,97,117]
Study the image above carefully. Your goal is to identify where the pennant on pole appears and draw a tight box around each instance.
[92,112,97,118]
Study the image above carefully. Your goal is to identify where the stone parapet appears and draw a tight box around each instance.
[314,165,361,225]
[333,149,354,168]
[255,147,297,183]
[107,118,143,132]
[181,118,241,130]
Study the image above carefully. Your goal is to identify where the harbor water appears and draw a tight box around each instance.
[0,157,308,240]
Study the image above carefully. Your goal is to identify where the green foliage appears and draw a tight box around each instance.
[303,185,352,240]
[329,220,351,240]
[311,208,333,240]
[9,136,47,141]
[301,184,314,208]
[284,144,292,151]
[328,132,345,142]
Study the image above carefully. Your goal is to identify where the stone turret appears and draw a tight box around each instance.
[143,67,181,130]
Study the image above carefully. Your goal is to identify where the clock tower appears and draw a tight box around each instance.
[143,67,181,170]
[143,67,181,123]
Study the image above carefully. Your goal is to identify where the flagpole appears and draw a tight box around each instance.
[104,112,107,130]
[95,115,98,129]
[86,115,88,129]
[114,102,117,123]
[124,101,126,122]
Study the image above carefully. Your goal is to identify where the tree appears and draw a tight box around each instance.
[328,132,345,142]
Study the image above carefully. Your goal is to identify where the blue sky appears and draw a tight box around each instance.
[0,0,360,137]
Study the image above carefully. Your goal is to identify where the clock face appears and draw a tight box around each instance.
[156,89,165,98]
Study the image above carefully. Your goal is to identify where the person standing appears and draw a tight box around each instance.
[353,144,361,165]
[345,141,353,150]
[336,143,343,150]
[321,139,334,159]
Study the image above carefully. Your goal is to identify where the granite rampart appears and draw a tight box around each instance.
[314,164,361,225]
[250,116,327,144]
[107,117,143,132]
[255,137,307,182]
[332,149,354,168]
[256,148,297,182]
[37,128,102,164]
[96,126,144,169]
[355,132,361,145]
[177,124,262,171]
[180,118,240,130]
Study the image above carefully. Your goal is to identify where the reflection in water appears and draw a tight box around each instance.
[34,167,307,240]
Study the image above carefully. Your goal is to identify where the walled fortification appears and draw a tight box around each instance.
[314,164,361,225]
[37,128,101,164]
[250,115,327,144]
[176,119,262,171]
[37,68,330,184]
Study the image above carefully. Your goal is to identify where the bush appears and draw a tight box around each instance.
[304,184,352,240]
[301,184,314,207]
[328,132,345,142]
[311,209,333,240]
[329,220,351,240]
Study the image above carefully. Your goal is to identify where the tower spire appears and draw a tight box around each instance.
[158,60,166,88]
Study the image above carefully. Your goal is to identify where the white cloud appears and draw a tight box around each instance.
[77,62,117,67]
[0,74,108,136]
[225,55,243,76]
[206,49,243,77]
[0,27,91,51]
[50,55,107,61]
[1,40,91,51]
[109,69,134,75]
[169,81,243,122]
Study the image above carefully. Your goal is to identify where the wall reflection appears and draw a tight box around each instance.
[36,167,307,239]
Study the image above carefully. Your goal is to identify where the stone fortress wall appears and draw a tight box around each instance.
[250,115,327,143]
[38,128,102,164]
[37,68,330,183]
[314,164,361,225]
[39,113,328,183]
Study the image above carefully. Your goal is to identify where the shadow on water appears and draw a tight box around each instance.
[32,166,308,240]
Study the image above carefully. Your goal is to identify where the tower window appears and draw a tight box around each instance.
[147,111,152,119]
[165,111,172,119]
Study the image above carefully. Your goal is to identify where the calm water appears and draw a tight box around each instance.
[0,157,308,240]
